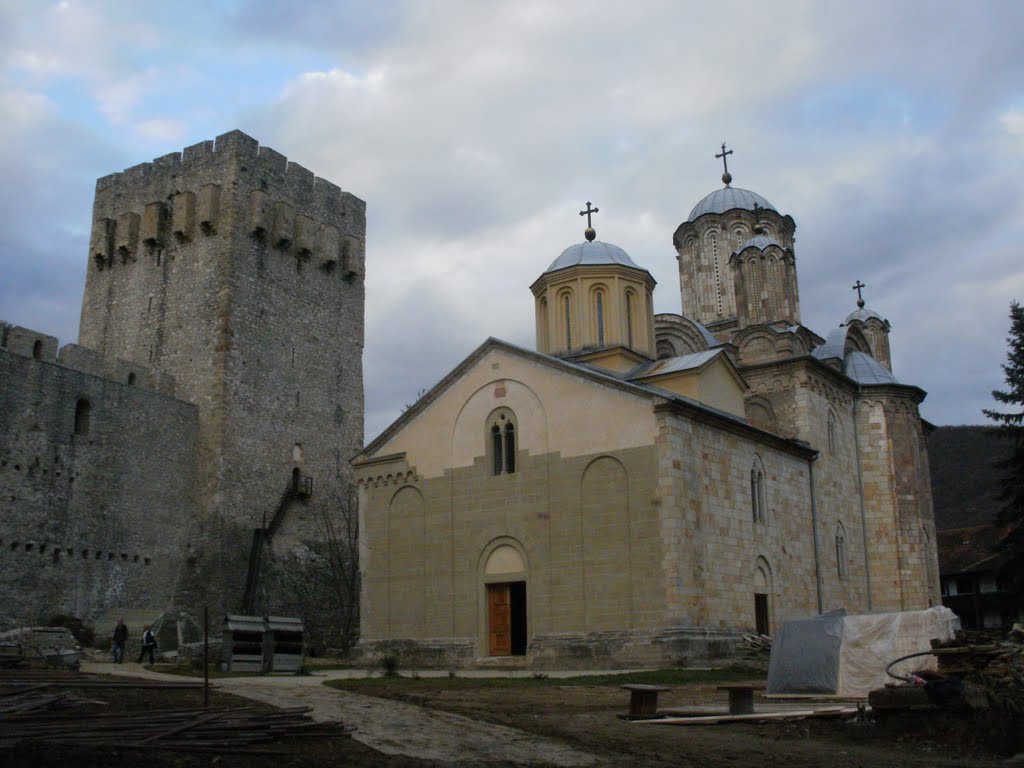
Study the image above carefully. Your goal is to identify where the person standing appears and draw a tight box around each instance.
[111,618,128,663]
[137,625,157,665]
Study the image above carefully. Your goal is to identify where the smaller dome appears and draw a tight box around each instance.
[737,234,784,252]
[844,307,885,324]
[688,186,777,222]
[545,240,645,274]
[844,351,898,385]
[812,326,852,362]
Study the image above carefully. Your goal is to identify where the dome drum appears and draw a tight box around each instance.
[673,207,796,252]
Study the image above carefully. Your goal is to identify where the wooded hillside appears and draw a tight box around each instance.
[927,425,1005,530]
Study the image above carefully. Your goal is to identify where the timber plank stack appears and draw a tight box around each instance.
[0,670,351,755]
[931,626,1024,715]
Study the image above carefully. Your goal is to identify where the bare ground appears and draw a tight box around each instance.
[2,665,1017,767]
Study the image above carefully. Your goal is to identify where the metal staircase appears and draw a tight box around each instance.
[241,473,312,613]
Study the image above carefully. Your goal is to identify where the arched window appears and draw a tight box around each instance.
[827,412,837,456]
[750,468,760,522]
[835,523,848,580]
[751,456,767,523]
[563,294,572,350]
[625,291,635,348]
[491,425,503,475]
[32,340,42,360]
[595,290,605,346]
[488,410,518,476]
[538,297,548,348]
[74,398,91,436]
[504,423,516,474]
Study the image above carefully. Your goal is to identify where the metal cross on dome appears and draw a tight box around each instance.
[716,142,733,174]
[852,280,866,308]
[579,201,599,228]
[716,142,734,185]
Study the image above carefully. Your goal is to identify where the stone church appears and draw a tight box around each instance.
[1,131,365,627]
[354,151,941,666]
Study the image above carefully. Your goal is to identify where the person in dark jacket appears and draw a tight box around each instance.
[112,618,128,663]
[137,625,157,665]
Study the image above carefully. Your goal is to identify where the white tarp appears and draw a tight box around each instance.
[767,606,960,697]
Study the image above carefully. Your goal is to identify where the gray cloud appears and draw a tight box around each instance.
[2,1,1023,439]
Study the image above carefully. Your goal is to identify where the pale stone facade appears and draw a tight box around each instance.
[355,167,940,667]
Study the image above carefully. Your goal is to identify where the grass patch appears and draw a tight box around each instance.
[324,666,757,692]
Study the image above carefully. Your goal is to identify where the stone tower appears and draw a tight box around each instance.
[672,167,798,337]
[78,130,366,613]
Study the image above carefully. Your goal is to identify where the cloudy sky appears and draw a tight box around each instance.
[1,0,1022,441]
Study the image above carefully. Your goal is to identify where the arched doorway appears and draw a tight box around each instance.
[753,557,773,635]
[482,543,528,656]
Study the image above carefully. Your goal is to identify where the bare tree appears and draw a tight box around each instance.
[263,483,360,655]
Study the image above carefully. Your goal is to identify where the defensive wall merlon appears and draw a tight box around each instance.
[0,321,176,396]
[90,129,366,278]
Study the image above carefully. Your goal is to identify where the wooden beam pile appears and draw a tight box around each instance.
[0,670,350,755]
[932,628,1024,715]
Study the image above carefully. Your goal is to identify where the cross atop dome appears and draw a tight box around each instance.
[579,201,599,242]
[852,280,866,309]
[716,142,734,186]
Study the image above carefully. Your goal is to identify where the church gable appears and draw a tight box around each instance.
[630,349,748,418]
[357,340,659,480]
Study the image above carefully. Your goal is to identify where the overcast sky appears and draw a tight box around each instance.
[1,0,1022,441]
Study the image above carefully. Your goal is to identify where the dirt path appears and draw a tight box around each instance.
[217,675,599,766]
[85,663,599,766]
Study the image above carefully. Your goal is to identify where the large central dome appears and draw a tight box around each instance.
[687,186,776,222]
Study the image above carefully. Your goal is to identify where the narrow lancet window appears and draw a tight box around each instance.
[626,292,634,348]
[504,423,516,474]
[757,470,766,521]
[836,525,848,580]
[564,295,572,350]
[596,292,605,347]
[491,425,503,476]
[750,469,759,521]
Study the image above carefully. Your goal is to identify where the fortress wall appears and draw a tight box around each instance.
[0,346,198,627]
[0,322,176,396]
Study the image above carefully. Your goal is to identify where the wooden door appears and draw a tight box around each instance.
[488,583,511,656]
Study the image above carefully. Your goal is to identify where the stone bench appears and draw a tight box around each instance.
[716,684,766,715]
[620,684,671,717]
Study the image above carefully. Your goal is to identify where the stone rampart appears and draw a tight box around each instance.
[0,343,198,628]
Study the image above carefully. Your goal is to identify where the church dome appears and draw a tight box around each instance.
[688,187,777,222]
[844,350,898,385]
[844,307,885,324]
[544,240,645,274]
[736,234,784,252]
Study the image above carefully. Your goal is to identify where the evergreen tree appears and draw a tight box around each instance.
[984,303,1024,624]
[983,301,1024,528]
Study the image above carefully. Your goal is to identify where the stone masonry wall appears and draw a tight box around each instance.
[654,408,823,634]
[741,360,872,614]
[855,391,940,611]
[76,131,365,616]
[0,326,197,628]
